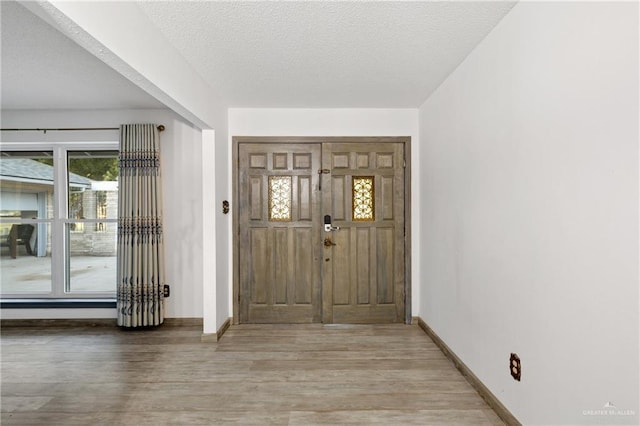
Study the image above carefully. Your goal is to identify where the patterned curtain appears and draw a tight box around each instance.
[117,124,165,327]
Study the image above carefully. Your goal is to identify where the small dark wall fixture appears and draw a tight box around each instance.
[222,200,230,214]
[510,353,521,381]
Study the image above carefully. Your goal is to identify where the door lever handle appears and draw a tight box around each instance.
[323,238,337,247]
[324,215,340,232]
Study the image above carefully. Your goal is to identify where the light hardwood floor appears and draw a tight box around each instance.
[1,322,504,425]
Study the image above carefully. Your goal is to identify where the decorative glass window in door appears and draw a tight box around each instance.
[268,176,292,221]
[352,176,374,221]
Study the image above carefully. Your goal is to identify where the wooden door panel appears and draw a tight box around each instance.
[249,228,268,304]
[380,176,395,220]
[297,176,312,220]
[248,176,263,220]
[294,228,313,304]
[330,175,347,221]
[376,227,394,304]
[332,304,398,324]
[355,227,371,305]
[330,230,351,305]
[322,143,405,323]
[331,152,350,169]
[273,227,288,304]
[239,144,321,323]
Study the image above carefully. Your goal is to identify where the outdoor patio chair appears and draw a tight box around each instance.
[1,224,35,259]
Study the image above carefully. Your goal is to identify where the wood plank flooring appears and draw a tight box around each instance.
[1,322,504,425]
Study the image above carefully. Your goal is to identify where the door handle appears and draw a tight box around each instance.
[323,238,336,247]
[324,215,340,232]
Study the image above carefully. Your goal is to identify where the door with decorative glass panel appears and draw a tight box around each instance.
[237,141,405,323]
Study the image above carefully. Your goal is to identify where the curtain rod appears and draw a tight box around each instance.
[0,125,165,133]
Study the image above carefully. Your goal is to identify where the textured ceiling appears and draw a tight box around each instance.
[0,1,165,110]
[138,1,516,108]
[1,1,516,111]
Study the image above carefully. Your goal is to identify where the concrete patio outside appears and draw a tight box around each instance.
[0,247,115,294]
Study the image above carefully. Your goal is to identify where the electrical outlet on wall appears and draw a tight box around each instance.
[510,353,521,381]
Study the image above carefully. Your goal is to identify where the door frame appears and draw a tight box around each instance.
[232,136,412,324]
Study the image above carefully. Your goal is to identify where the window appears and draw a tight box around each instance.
[0,144,118,298]
[268,176,292,221]
[67,151,119,293]
[352,176,375,221]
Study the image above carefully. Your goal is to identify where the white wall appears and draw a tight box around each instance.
[1,109,205,319]
[227,108,420,318]
[200,122,233,335]
[418,2,638,425]
[214,118,231,330]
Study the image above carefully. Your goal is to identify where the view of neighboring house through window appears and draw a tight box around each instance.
[0,146,118,297]
[0,151,54,293]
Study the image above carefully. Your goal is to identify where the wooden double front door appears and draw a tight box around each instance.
[237,140,406,324]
